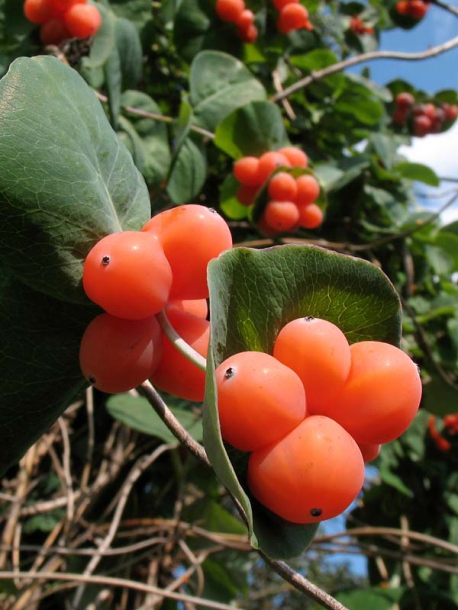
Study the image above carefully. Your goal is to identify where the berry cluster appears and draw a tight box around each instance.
[79,204,233,400]
[233,148,323,234]
[272,0,313,34]
[349,15,374,35]
[395,0,430,20]
[23,0,102,45]
[215,317,422,524]
[392,92,458,137]
[215,0,258,44]
[428,414,458,453]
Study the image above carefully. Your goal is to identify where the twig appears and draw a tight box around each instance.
[71,443,176,609]
[137,382,349,610]
[271,35,458,102]
[259,553,349,610]
[138,381,210,466]
[57,417,74,536]
[0,571,239,610]
[94,92,215,140]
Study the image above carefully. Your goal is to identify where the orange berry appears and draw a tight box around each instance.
[233,156,262,186]
[79,313,163,394]
[277,4,310,34]
[39,17,70,44]
[295,174,320,206]
[167,299,208,319]
[64,3,101,38]
[238,22,258,43]
[358,443,381,463]
[142,205,233,300]
[273,317,351,413]
[235,8,254,28]
[150,307,209,402]
[319,341,422,445]
[24,0,59,24]
[82,231,172,320]
[236,184,258,206]
[297,202,323,229]
[215,0,245,23]
[215,351,307,451]
[267,172,298,202]
[256,151,291,183]
[279,146,308,168]
[262,200,300,232]
[248,416,365,524]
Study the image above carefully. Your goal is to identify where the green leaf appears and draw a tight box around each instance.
[219,174,250,220]
[104,41,123,128]
[0,270,94,476]
[0,56,150,304]
[106,394,203,443]
[422,373,458,416]
[166,134,207,204]
[120,90,171,188]
[189,51,266,132]
[336,587,405,609]
[395,162,440,186]
[82,3,116,70]
[173,0,243,63]
[214,101,289,159]
[114,16,143,89]
[204,245,401,559]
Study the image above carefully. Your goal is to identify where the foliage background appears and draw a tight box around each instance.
[0,0,458,608]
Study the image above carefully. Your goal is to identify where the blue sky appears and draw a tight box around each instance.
[351,1,458,225]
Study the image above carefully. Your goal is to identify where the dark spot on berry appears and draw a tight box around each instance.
[101,256,110,266]
[310,508,322,517]
[304,316,315,322]
[224,366,235,379]
[88,376,97,384]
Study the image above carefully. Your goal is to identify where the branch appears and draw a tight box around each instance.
[271,34,458,102]
[138,381,210,466]
[0,571,237,610]
[137,381,350,610]
[94,92,215,140]
[259,553,349,610]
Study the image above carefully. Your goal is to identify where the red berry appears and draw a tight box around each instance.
[267,171,298,202]
[83,231,172,320]
[279,146,308,168]
[277,4,311,34]
[317,341,422,445]
[297,202,323,229]
[236,184,258,206]
[295,174,320,206]
[233,156,262,187]
[142,205,233,300]
[395,92,415,110]
[413,115,432,137]
[215,0,245,23]
[262,200,300,232]
[79,313,163,394]
[238,22,258,43]
[273,317,351,413]
[39,17,70,44]
[64,3,101,38]
[256,151,291,183]
[248,416,365,524]
[24,0,60,24]
[215,351,307,451]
